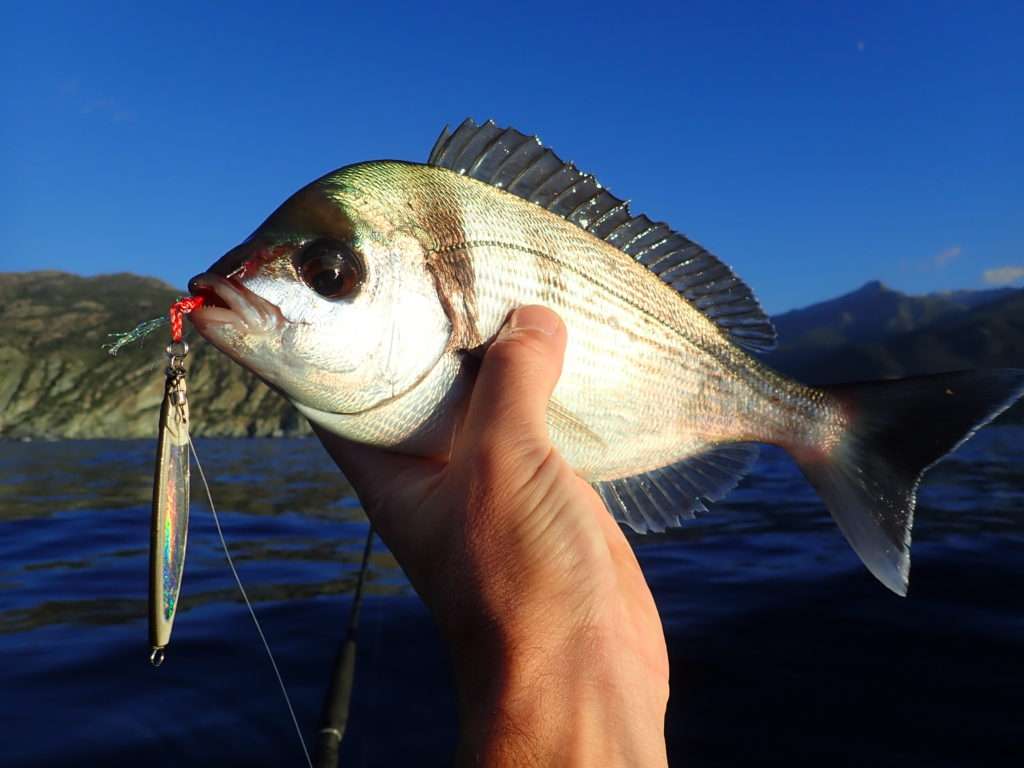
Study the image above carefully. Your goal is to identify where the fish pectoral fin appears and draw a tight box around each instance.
[594,443,759,533]
[546,399,607,452]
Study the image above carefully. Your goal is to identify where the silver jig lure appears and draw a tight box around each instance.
[149,340,191,666]
[132,297,312,766]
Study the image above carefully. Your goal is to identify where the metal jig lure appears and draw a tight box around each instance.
[148,295,203,666]
[120,295,312,764]
[148,339,191,666]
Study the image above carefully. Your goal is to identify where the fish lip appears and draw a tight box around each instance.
[187,273,285,337]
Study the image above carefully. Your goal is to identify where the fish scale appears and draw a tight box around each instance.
[380,162,837,477]
[189,118,1024,595]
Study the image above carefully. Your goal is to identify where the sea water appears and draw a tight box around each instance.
[0,429,1021,767]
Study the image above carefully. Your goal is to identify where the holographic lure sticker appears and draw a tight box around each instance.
[149,367,190,664]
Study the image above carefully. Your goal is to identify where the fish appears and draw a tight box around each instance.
[187,118,1024,596]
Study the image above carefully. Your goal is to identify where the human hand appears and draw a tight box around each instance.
[314,306,669,766]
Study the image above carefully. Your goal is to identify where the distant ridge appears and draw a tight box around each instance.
[0,272,1021,438]
[769,280,1017,364]
[765,282,1024,424]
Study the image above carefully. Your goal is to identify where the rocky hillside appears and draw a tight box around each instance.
[0,272,308,439]
[1,271,1021,438]
[764,282,1024,422]
[764,280,1017,375]
[765,282,1024,385]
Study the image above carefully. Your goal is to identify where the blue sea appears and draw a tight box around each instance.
[1,429,1021,767]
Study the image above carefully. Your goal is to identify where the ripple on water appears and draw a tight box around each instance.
[0,427,1021,767]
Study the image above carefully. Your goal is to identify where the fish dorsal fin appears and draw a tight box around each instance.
[428,119,777,353]
[593,443,758,533]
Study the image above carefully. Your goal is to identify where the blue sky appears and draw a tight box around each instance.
[2,1,1021,313]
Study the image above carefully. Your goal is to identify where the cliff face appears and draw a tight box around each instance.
[0,272,309,439]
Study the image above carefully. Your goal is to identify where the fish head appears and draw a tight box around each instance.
[189,163,452,421]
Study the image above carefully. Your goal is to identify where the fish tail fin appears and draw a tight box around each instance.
[791,369,1024,596]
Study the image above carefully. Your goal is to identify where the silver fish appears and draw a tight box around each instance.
[188,119,1024,595]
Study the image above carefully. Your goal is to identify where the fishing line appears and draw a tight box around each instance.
[188,435,314,768]
[127,295,354,767]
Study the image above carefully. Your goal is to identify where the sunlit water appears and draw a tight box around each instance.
[1,429,1021,767]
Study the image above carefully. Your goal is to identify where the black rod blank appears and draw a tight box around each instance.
[315,525,374,768]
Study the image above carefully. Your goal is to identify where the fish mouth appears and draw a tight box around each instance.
[187,273,285,337]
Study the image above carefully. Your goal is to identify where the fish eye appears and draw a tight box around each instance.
[295,239,363,299]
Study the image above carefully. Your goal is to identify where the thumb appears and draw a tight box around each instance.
[454,306,567,471]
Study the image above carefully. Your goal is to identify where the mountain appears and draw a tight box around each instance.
[934,286,1018,310]
[769,288,1024,376]
[0,272,308,439]
[763,282,1024,421]
[1,272,1021,439]
[764,280,1017,375]
[764,281,1024,383]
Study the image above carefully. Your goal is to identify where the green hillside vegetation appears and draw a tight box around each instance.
[0,272,307,439]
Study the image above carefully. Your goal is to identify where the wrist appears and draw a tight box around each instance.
[452,620,669,767]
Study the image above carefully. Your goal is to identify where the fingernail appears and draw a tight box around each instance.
[506,306,559,336]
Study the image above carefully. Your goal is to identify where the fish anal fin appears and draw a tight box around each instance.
[594,443,759,533]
